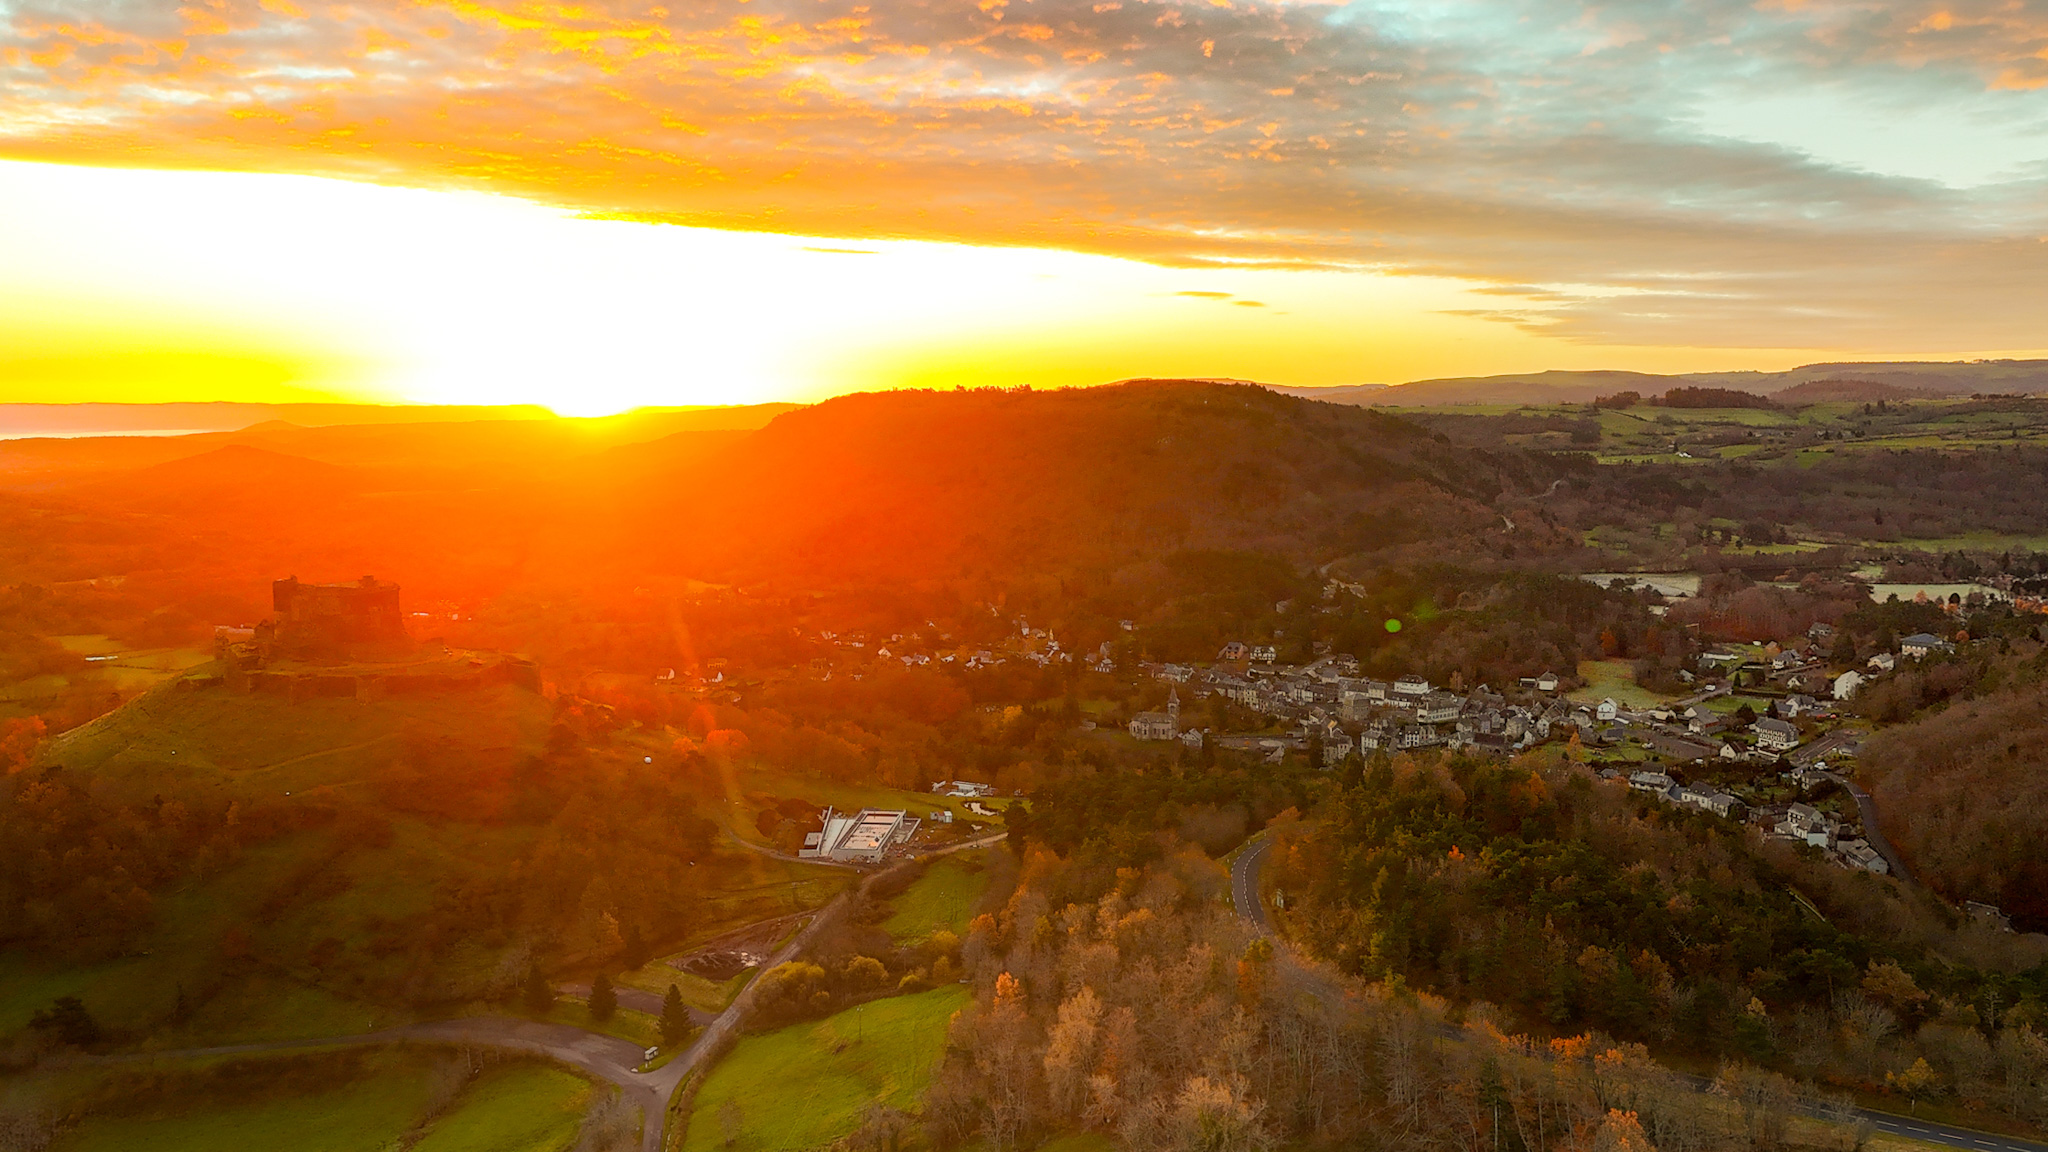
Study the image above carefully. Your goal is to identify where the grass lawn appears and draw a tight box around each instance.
[683,984,971,1152]
[1567,660,1671,710]
[411,1063,592,1152]
[539,1000,661,1048]
[881,854,989,943]
[732,768,1014,835]
[618,965,755,1015]
[51,1050,440,1152]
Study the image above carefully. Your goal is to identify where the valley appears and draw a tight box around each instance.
[4,380,2048,1152]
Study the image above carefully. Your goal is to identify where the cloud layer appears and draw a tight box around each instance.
[5,0,2047,350]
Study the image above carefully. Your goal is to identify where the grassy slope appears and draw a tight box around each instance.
[38,678,548,805]
[683,985,971,1152]
[881,854,989,942]
[50,1052,595,1152]
[733,767,1012,840]
[11,680,872,1049]
[1567,659,1671,710]
[51,1052,440,1152]
[617,965,755,1016]
[7,683,550,1045]
[411,1063,591,1152]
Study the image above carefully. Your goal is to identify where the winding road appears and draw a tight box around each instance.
[73,829,1011,1152]
[1228,829,2043,1152]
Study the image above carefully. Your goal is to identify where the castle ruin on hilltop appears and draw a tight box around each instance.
[206,575,537,701]
[269,575,408,657]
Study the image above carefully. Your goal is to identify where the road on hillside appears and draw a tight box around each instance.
[1228,827,2045,1152]
[1825,771,1917,885]
[1231,837,1272,933]
[73,833,1015,1152]
[70,1017,667,1150]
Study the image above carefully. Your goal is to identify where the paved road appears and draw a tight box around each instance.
[1231,836,1272,932]
[558,982,716,1026]
[71,832,1013,1152]
[1227,826,2045,1152]
[1826,771,1917,884]
[71,1016,668,1149]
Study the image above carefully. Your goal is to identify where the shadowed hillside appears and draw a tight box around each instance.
[1,383,1564,608]
[653,382,1568,585]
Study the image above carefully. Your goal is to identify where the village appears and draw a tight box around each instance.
[1110,620,1976,883]
[637,584,2000,886]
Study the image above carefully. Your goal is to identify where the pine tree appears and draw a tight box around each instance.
[28,997,100,1047]
[523,966,555,1015]
[660,983,691,1046]
[589,973,617,1023]
[622,924,651,972]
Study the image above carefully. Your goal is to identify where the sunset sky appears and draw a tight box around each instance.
[4,0,2048,413]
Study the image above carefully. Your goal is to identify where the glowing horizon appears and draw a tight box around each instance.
[7,0,2048,412]
[6,158,2045,417]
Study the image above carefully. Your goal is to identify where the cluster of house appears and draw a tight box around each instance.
[1619,774,1886,872]
[1122,640,1855,772]
[1125,651,1578,763]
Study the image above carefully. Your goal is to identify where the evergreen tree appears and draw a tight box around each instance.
[523,966,555,1015]
[28,996,100,1047]
[660,983,691,1045]
[589,973,617,1023]
[622,925,651,972]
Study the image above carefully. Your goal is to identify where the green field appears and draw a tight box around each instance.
[48,1050,595,1152]
[683,984,971,1152]
[5,677,855,1051]
[733,768,1012,837]
[52,1051,439,1152]
[1567,660,1671,709]
[411,1063,592,1152]
[618,964,756,1015]
[881,854,989,942]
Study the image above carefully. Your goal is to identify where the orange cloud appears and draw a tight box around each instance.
[2,0,2046,350]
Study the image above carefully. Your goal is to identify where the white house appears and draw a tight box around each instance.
[1754,717,1800,752]
[1596,698,1619,722]
[1130,713,1177,741]
[1416,691,1462,724]
[1900,633,1955,658]
[1832,670,1864,701]
[1387,674,1427,697]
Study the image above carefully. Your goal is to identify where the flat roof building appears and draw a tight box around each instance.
[799,807,919,864]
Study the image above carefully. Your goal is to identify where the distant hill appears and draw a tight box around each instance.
[1273,370,1677,407]
[646,381,1568,585]
[101,444,364,512]
[1770,378,1933,405]
[2,382,1560,607]
[1274,359,2048,408]
[0,401,797,442]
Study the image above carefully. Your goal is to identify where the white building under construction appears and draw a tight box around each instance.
[799,807,919,864]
